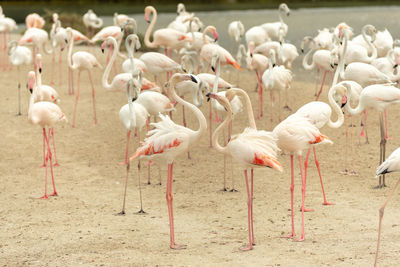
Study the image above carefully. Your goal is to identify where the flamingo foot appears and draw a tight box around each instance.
[136,209,146,214]
[170,243,187,250]
[386,136,393,141]
[40,195,49,199]
[116,210,125,216]
[348,170,358,176]
[39,163,46,168]
[300,207,313,212]
[50,191,58,196]
[283,233,296,239]
[322,201,334,206]
[229,188,238,192]
[220,188,228,192]
[53,162,60,167]
[283,105,292,111]
[339,169,349,175]
[187,152,191,160]
[119,161,128,166]
[240,244,253,251]
[373,183,387,189]
[295,236,305,242]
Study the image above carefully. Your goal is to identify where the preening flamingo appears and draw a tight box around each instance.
[119,77,149,215]
[273,114,333,241]
[374,146,400,266]
[129,73,207,249]
[228,20,245,52]
[25,13,45,29]
[7,40,32,115]
[83,9,103,38]
[66,27,102,127]
[122,34,147,74]
[113,12,129,27]
[209,90,282,251]
[27,71,67,199]
[344,83,400,188]
[139,52,182,85]
[260,3,290,41]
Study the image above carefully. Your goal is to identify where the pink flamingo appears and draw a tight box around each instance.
[273,114,333,241]
[374,146,400,266]
[66,27,102,127]
[7,40,32,115]
[122,34,147,74]
[82,9,103,39]
[18,27,52,72]
[200,26,241,70]
[0,13,17,70]
[139,52,182,86]
[27,71,67,199]
[129,73,206,249]
[209,90,282,251]
[25,13,45,29]
[144,6,192,57]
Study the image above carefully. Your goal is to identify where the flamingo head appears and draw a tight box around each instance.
[100,40,108,53]
[36,54,42,73]
[144,6,153,23]
[28,71,35,93]
[213,29,219,42]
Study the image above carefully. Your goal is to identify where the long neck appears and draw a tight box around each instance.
[362,27,377,61]
[126,37,135,73]
[302,46,316,70]
[212,56,220,93]
[232,88,256,129]
[212,101,232,155]
[336,33,347,82]
[278,7,284,24]
[202,27,211,44]
[345,85,365,115]
[67,34,76,69]
[327,84,344,128]
[102,38,118,90]
[126,83,136,128]
[170,77,207,142]
[144,8,157,48]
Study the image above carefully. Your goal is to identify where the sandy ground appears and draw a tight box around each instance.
[1,41,400,267]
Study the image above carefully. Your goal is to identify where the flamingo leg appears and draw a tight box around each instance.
[350,115,357,175]
[50,128,60,167]
[39,129,46,168]
[315,71,327,100]
[250,168,255,245]
[17,67,21,116]
[360,109,369,144]
[301,149,313,212]
[137,160,145,214]
[270,91,274,124]
[256,71,263,119]
[40,128,49,199]
[384,109,391,140]
[341,114,349,174]
[377,112,387,188]
[59,49,63,87]
[71,70,81,128]
[88,70,98,125]
[222,127,227,191]
[119,161,130,215]
[241,169,253,251]
[313,147,334,205]
[285,154,296,238]
[51,50,55,85]
[47,128,57,196]
[228,122,237,192]
[296,155,306,242]
[120,130,131,165]
[166,163,185,249]
[374,177,400,267]
[209,100,212,148]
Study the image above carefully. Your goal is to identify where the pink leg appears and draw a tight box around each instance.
[296,155,305,242]
[59,50,63,87]
[360,109,369,144]
[222,128,227,191]
[209,101,212,148]
[250,168,255,244]
[39,131,46,167]
[270,91,274,124]
[88,71,98,125]
[72,71,81,128]
[256,71,263,119]
[50,128,60,167]
[47,129,57,196]
[40,128,49,199]
[384,109,390,140]
[314,67,321,96]
[315,71,327,100]
[313,147,334,206]
[374,177,400,267]
[301,149,313,212]
[241,169,253,251]
[51,51,55,85]
[120,130,131,165]
[166,163,186,249]
[284,154,296,238]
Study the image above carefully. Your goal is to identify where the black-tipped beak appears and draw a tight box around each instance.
[39,68,42,74]
[65,39,68,44]
[211,66,215,73]
[206,92,211,102]
[340,41,343,45]
[250,53,253,58]
[146,19,150,24]
[132,97,137,102]
[190,75,197,83]
[272,64,276,67]
[301,49,304,53]
[101,48,104,53]
[279,41,282,45]
[287,12,290,16]
[394,64,398,69]
[330,63,334,69]
[29,88,33,94]
[121,27,124,32]
[341,102,346,108]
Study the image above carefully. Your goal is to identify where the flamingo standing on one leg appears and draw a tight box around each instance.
[27,71,67,199]
[273,114,333,241]
[7,40,32,115]
[82,9,103,39]
[209,91,282,251]
[374,146,400,266]
[66,27,102,127]
[129,73,206,249]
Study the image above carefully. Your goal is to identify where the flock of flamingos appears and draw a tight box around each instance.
[2,3,400,265]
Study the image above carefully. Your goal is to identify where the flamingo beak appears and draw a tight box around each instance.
[211,66,215,73]
[213,31,219,42]
[190,75,198,83]
[341,95,347,108]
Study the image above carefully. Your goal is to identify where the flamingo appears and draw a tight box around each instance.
[374,146,400,266]
[25,13,45,29]
[260,3,290,41]
[119,77,149,215]
[313,28,334,50]
[83,9,103,39]
[245,25,270,47]
[129,73,207,249]
[0,12,17,70]
[228,20,245,52]
[301,36,334,99]
[209,90,282,251]
[144,6,192,56]
[273,114,333,241]
[139,52,182,85]
[113,12,130,27]
[344,83,400,188]
[18,27,52,72]
[262,49,292,123]
[122,34,147,74]
[66,27,102,127]
[27,71,67,199]
[200,26,241,70]
[353,28,393,58]
[7,40,32,115]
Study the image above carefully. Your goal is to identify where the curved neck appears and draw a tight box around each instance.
[126,81,136,127]
[327,84,344,128]
[170,75,207,141]
[126,36,136,73]
[212,99,232,155]
[362,27,377,61]
[336,33,348,82]
[144,7,157,48]
[67,32,76,69]
[202,26,212,44]
[302,45,315,70]
[345,84,365,115]
[231,88,256,129]
[212,56,220,93]
[102,38,118,90]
